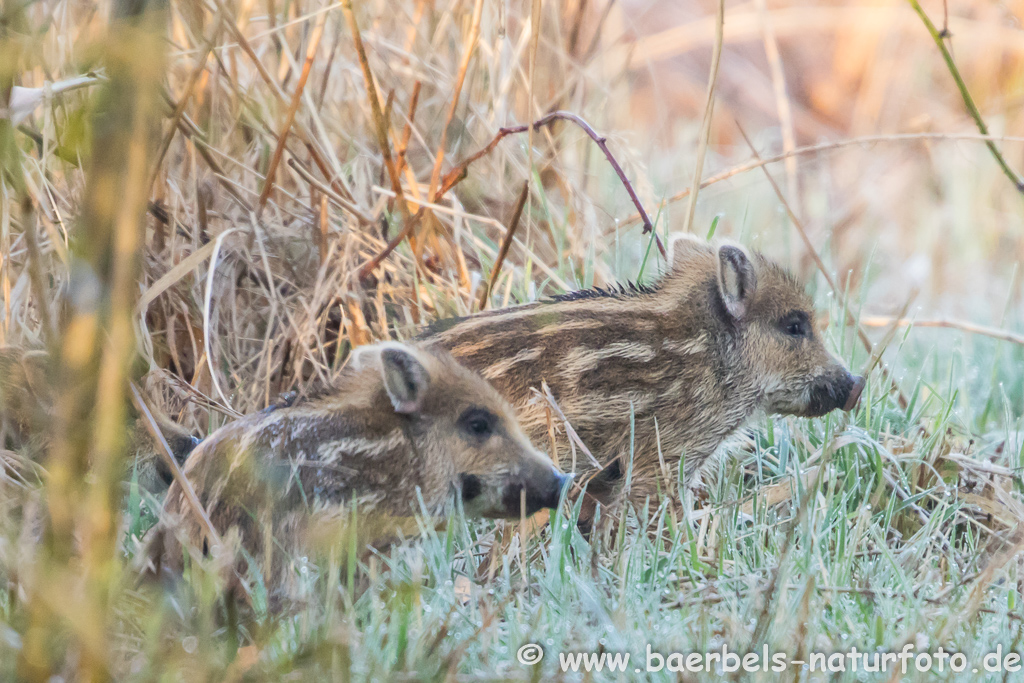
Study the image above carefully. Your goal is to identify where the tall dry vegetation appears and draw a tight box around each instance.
[2,0,1024,678]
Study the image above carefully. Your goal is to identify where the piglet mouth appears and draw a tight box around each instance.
[501,470,573,517]
[843,376,865,411]
[803,372,864,417]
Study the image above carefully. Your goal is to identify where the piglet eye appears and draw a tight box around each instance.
[782,313,810,338]
[459,407,496,438]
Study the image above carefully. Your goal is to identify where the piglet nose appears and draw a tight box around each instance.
[844,375,865,411]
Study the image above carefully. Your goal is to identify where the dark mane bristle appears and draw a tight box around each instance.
[420,281,657,337]
[548,281,658,303]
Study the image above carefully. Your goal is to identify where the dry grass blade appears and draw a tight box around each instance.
[256,10,328,217]
[535,382,600,470]
[202,227,242,407]
[682,0,725,235]
[755,0,798,208]
[136,238,219,314]
[394,81,421,179]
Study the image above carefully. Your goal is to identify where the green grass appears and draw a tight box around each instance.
[50,251,1017,681]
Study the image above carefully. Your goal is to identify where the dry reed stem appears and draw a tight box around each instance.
[148,15,222,193]
[682,0,724,235]
[341,0,405,216]
[736,125,910,409]
[425,0,484,206]
[255,10,327,217]
[17,3,166,678]
[394,81,421,179]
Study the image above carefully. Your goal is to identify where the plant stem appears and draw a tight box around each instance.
[907,0,1024,192]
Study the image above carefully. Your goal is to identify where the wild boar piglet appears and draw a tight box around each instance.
[150,341,569,584]
[424,235,863,513]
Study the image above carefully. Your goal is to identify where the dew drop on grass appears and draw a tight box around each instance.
[423,604,432,613]
[182,636,198,654]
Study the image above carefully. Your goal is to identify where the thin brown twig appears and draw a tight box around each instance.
[358,213,424,284]
[129,384,221,548]
[478,181,529,311]
[861,316,1024,347]
[621,132,1024,227]
[437,110,666,257]
[736,124,909,409]
[256,11,327,217]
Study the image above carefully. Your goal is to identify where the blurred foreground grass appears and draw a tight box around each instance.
[2,0,1024,679]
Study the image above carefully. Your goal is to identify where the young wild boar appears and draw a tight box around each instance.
[150,341,570,587]
[423,236,864,514]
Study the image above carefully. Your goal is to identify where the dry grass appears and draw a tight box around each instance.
[2,0,1024,679]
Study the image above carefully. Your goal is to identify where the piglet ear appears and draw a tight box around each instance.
[716,243,757,320]
[668,232,708,271]
[379,345,431,414]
